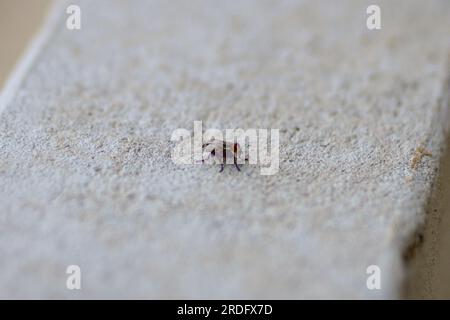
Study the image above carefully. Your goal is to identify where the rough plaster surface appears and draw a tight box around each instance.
[1,0,450,299]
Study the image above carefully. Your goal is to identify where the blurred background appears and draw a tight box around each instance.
[0,0,52,89]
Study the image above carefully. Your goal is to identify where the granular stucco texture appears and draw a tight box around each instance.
[1,0,450,299]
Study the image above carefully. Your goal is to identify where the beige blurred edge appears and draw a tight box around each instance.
[0,0,53,89]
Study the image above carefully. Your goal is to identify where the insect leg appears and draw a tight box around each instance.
[217,147,226,173]
[234,155,241,171]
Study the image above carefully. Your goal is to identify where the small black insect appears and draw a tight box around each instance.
[202,139,245,172]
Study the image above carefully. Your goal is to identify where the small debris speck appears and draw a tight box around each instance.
[410,146,432,170]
